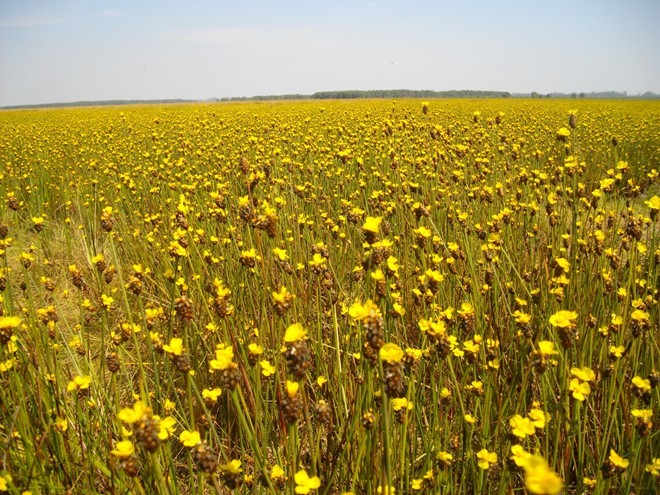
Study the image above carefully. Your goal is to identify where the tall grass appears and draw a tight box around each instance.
[0,99,658,494]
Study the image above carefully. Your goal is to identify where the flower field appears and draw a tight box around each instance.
[0,99,658,494]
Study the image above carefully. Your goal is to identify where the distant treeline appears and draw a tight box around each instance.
[4,90,658,110]
[217,94,312,102]
[217,89,512,102]
[313,89,511,99]
[1,99,196,110]
[218,89,659,102]
[521,91,659,100]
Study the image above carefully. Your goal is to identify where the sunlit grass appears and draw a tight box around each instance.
[0,99,658,494]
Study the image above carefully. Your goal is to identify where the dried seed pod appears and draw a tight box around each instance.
[103,266,115,284]
[174,295,194,322]
[220,363,241,391]
[192,442,218,474]
[285,340,312,380]
[7,196,20,211]
[120,456,139,477]
[315,399,332,425]
[173,353,192,374]
[128,276,143,295]
[364,313,384,351]
[135,417,161,453]
[383,361,406,398]
[107,352,121,373]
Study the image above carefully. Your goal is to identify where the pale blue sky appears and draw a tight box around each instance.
[0,0,658,106]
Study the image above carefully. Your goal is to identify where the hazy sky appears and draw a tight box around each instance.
[1,0,659,106]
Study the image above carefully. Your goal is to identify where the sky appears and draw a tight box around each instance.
[0,0,659,106]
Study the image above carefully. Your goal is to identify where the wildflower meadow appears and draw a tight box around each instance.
[0,99,658,494]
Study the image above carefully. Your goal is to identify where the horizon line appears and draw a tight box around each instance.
[2,89,659,110]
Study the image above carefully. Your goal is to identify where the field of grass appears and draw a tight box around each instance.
[0,99,658,494]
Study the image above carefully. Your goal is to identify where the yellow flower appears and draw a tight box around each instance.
[0,316,21,330]
[162,337,184,356]
[536,341,558,357]
[0,473,12,491]
[523,455,563,494]
[67,375,92,392]
[583,477,597,488]
[644,195,660,211]
[220,459,241,474]
[548,310,578,328]
[286,380,299,397]
[413,226,432,239]
[570,367,595,382]
[457,302,474,317]
[464,413,477,424]
[608,345,625,358]
[270,464,286,480]
[631,309,650,323]
[632,376,651,393]
[362,216,382,233]
[272,247,289,261]
[284,323,307,343]
[209,344,234,371]
[111,440,135,458]
[510,414,536,439]
[0,360,13,375]
[259,360,276,377]
[513,310,532,325]
[425,269,443,283]
[422,318,447,339]
[248,343,264,357]
[349,300,381,321]
[386,256,400,273]
[202,388,222,403]
[221,459,242,474]
[308,253,327,267]
[554,257,570,273]
[55,417,68,432]
[294,469,321,494]
[101,294,114,310]
[608,449,629,469]
[20,252,35,265]
[476,449,497,469]
[179,430,201,447]
[391,398,413,411]
[510,444,532,467]
[158,416,177,440]
[164,399,176,414]
[631,409,653,421]
[527,408,549,429]
[569,378,590,401]
[645,458,660,476]
[272,286,294,304]
[118,400,148,424]
[379,343,404,364]
[241,248,257,259]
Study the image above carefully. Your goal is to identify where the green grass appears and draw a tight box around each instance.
[0,99,658,494]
